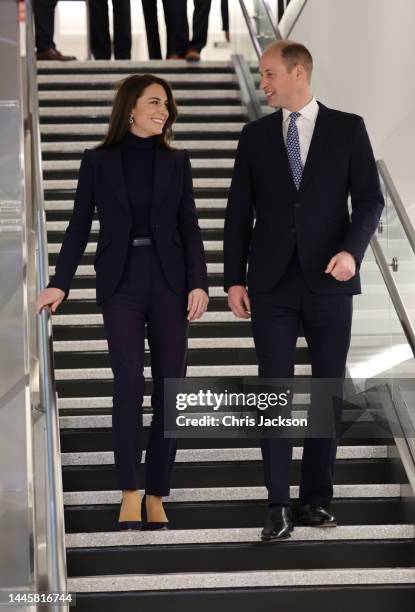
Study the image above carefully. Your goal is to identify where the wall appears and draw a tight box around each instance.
[284,0,415,222]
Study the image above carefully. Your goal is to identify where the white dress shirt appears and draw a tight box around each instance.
[282,96,319,167]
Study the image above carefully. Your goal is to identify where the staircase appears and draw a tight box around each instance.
[38,59,415,611]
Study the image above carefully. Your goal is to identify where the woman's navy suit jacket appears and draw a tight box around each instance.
[47,142,209,305]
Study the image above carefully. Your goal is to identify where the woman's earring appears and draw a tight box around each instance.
[128,113,134,125]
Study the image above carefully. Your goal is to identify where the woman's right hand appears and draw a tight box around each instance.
[35,287,66,315]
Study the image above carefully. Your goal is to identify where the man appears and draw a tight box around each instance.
[34,0,76,61]
[223,40,384,541]
[88,0,132,60]
[141,0,181,60]
[174,0,212,61]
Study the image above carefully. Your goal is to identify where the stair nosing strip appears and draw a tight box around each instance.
[63,484,400,505]
[67,567,415,591]
[64,524,414,549]
[60,446,388,466]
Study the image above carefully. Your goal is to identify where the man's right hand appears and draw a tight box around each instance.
[227,285,251,318]
[35,287,66,315]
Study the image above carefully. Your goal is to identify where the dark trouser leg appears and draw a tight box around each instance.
[189,0,212,52]
[113,0,132,59]
[141,0,162,59]
[34,0,58,52]
[250,257,301,505]
[299,289,353,505]
[101,248,149,491]
[145,248,188,496]
[221,0,229,32]
[88,0,111,59]
[165,0,189,57]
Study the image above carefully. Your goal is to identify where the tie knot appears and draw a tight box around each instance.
[289,111,301,122]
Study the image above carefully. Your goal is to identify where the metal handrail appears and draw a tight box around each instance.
[257,0,279,39]
[238,0,262,59]
[278,0,308,38]
[377,159,415,256]
[370,235,415,358]
[25,0,69,606]
[232,54,263,120]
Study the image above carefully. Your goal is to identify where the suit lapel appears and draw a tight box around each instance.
[151,144,176,219]
[297,101,330,194]
[106,146,130,215]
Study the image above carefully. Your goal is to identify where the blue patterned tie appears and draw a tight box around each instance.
[286,111,303,189]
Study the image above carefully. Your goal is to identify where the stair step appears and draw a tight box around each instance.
[65,584,415,612]
[60,446,389,466]
[44,178,231,191]
[44,160,236,173]
[40,123,244,136]
[37,73,239,86]
[45,198,227,212]
[67,567,415,592]
[40,106,247,119]
[63,483,400,506]
[62,461,407,493]
[66,539,415,576]
[42,140,237,154]
[39,90,242,104]
[53,364,312,380]
[37,60,234,72]
[65,524,414,550]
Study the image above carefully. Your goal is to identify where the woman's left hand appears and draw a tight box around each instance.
[187,288,209,321]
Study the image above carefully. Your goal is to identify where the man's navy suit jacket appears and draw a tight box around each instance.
[47,143,209,305]
[223,101,385,295]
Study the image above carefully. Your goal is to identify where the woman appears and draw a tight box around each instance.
[36,74,209,531]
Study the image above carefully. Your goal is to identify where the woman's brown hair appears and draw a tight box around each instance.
[95,74,178,150]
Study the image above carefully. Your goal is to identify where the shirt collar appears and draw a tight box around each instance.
[282,96,319,123]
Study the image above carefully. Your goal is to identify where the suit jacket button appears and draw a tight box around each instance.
[291,227,296,234]
[295,202,301,208]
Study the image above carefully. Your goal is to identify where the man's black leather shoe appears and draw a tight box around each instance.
[261,505,293,541]
[296,503,337,527]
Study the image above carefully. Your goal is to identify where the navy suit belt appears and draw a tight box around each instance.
[131,236,152,246]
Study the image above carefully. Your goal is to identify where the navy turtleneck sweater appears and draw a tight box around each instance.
[120,130,159,238]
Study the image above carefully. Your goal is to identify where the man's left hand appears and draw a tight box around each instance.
[325,251,356,281]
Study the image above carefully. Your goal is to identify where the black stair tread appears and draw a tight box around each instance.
[63,498,414,533]
[52,325,254,340]
[62,459,408,492]
[41,133,240,142]
[42,149,237,160]
[40,115,247,126]
[37,65,235,76]
[38,82,239,92]
[39,98,242,108]
[59,426,391,453]
[46,209,226,221]
[48,230,225,242]
[66,540,415,576]
[51,322,254,340]
[53,346,310,368]
[55,375,312,398]
[46,210,227,222]
[53,296,238,315]
[66,586,415,612]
